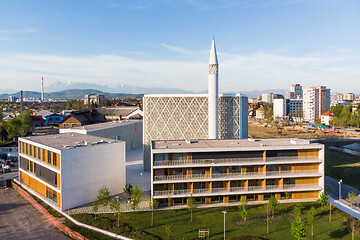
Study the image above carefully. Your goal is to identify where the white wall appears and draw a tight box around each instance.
[273,99,286,118]
[60,141,126,210]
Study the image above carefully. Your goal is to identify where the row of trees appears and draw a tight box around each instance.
[2,110,32,141]
[331,105,360,128]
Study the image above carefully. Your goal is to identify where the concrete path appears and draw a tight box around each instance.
[0,188,69,240]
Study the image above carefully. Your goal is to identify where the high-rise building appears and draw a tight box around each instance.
[303,86,330,122]
[143,38,248,171]
[285,84,302,100]
[273,99,303,120]
[261,93,273,103]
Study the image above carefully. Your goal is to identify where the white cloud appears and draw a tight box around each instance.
[160,43,192,54]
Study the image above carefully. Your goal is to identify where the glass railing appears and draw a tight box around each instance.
[153,156,319,166]
[153,170,320,181]
[153,183,320,197]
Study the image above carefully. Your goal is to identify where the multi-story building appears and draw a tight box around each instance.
[303,86,330,122]
[285,84,302,100]
[143,38,248,171]
[18,133,126,211]
[151,138,324,206]
[83,94,106,106]
[60,120,143,151]
[274,99,303,120]
[261,93,273,103]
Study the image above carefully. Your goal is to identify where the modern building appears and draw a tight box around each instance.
[143,38,248,171]
[96,107,143,121]
[261,93,273,103]
[320,110,334,126]
[273,99,288,119]
[83,94,106,106]
[8,95,18,102]
[303,86,330,122]
[151,138,324,206]
[60,120,143,151]
[285,84,302,100]
[18,133,126,211]
[273,99,303,121]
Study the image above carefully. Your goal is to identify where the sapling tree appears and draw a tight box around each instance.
[269,196,278,218]
[130,184,142,210]
[92,201,99,220]
[307,206,316,237]
[149,197,159,226]
[187,194,197,222]
[110,198,122,227]
[238,198,248,222]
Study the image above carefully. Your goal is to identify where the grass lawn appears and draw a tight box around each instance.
[66,202,360,240]
[325,149,360,190]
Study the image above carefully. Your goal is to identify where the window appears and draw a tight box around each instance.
[46,187,57,204]
[29,161,33,172]
[47,151,51,164]
[29,145,32,156]
[37,147,41,160]
[42,149,45,161]
[53,152,57,167]
[34,146,37,159]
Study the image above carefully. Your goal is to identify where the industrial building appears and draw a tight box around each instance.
[150,138,324,206]
[60,120,143,151]
[18,133,126,211]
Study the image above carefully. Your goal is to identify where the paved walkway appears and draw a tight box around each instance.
[0,188,69,240]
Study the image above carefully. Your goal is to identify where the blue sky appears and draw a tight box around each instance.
[0,0,359,93]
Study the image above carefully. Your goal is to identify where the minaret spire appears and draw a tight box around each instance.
[208,37,219,139]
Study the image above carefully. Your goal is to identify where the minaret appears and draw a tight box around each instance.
[41,77,44,102]
[208,37,219,139]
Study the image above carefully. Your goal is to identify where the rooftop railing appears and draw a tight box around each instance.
[153,156,319,167]
[153,183,320,197]
[153,170,320,182]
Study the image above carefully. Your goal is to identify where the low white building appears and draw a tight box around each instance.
[18,133,126,211]
[273,99,288,119]
[320,110,334,126]
[60,120,143,151]
[261,93,273,103]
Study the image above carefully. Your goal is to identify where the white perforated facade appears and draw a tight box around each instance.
[143,94,248,170]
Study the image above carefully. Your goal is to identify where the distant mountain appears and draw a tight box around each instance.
[0,89,142,100]
[46,81,194,94]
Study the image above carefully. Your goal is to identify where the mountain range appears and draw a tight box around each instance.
[0,81,290,99]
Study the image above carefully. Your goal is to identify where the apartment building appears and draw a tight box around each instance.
[151,138,324,206]
[261,93,273,103]
[273,99,303,120]
[18,133,126,211]
[303,86,330,122]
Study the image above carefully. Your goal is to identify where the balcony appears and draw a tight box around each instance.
[153,170,321,182]
[153,156,320,167]
[153,183,320,197]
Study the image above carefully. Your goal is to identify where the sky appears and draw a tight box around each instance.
[0,0,359,93]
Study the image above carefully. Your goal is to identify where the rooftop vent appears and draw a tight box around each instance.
[84,141,90,145]
[64,145,70,148]
[248,138,260,142]
[172,143,180,146]
[186,139,193,144]
[100,139,107,143]
[159,146,168,149]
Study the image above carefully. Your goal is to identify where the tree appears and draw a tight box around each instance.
[238,198,248,222]
[187,194,197,222]
[348,192,357,207]
[167,196,172,217]
[294,203,305,220]
[110,198,122,227]
[329,200,334,223]
[165,225,171,240]
[343,214,360,240]
[332,105,344,117]
[149,197,159,226]
[268,196,278,218]
[97,185,111,205]
[65,102,73,110]
[7,117,22,139]
[290,218,306,240]
[317,193,328,208]
[265,204,270,234]
[307,206,316,237]
[0,126,8,141]
[123,183,133,195]
[130,184,142,210]
[18,110,32,136]
[92,201,99,220]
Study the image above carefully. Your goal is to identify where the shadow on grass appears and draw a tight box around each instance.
[329,227,349,239]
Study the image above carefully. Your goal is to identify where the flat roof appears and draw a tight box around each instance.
[20,133,121,150]
[144,93,246,97]
[64,120,142,131]
[153,138,323,151]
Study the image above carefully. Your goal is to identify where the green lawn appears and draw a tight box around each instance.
[325,149,360,190]
[66,202,360,240]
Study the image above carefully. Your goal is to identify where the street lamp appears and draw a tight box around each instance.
[338,179,342,201]
[222,211,227,240]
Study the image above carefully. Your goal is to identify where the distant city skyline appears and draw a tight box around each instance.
[0,0,359,93]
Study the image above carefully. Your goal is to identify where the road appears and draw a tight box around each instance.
[0,188,69,240]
